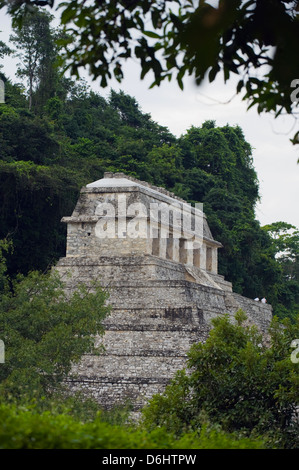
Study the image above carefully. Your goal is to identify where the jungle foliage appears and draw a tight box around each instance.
[3,1,299,125]
[0,240,110,403]
[0,401,267,449]
[142,310,299,449]
[0,11,298,450]
[0,10,298,321]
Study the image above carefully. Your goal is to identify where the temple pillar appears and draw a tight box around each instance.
[159,237,167,259]
[172,238,180,262]
[185,240,193,266]
[166,234,173,260]
[200,244,207,271]
[179,239,187,264]
[193,247,201,268]
[206,247,212,271]
[211,248,218,274]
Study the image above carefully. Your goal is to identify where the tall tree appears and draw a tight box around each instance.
[262,222,299,321]
[9,8,58,111]
[263,222,299,279]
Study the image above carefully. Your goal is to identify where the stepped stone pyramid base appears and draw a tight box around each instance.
[55,173,272,411]
[57,254,272,411]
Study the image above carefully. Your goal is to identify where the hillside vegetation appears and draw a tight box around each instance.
[0,65,298,320]
[1,7,299,318]
[0,10,298,450]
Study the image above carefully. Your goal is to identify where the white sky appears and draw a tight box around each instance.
[0,6,298,229]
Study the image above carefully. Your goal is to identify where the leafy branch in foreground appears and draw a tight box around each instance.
[0,400,267,449]
[3,1,299,144]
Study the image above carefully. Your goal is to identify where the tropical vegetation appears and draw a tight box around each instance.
[0,9,297,449]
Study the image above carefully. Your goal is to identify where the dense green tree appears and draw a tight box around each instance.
[0,110,59,164]
[0,159,82,276]
[0,241,110,402]
[142,310,299,449]
[109,89,152,128]
[263,222,299,278]
[262,222,299,321]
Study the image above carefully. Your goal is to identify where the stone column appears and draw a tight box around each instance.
[146,230,153,255]
[206,247,212,271]
[200,244,207,270]
[152,235,159,256]
[166,235,173,260]
[150,220,159,256]
[185,240,193,266]
[193,247,201,268]
[172,238,180,262]
[211,248,218,274]
[179,239,187,264]
[159,237,167,259]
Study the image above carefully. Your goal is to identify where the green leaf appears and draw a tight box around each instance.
[143,31,162,39]
[208,65,220,83]
[60,7,77,25]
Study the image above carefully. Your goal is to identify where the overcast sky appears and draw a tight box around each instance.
[1,7,298,230]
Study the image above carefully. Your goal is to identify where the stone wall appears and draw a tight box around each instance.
[57,254,272,411]
[56,173,273,412]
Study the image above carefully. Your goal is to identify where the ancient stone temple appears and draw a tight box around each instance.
[56,172,272,411]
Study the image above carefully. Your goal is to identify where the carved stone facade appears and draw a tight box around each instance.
[55,172,272,411]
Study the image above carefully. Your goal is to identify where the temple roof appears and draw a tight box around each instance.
[86,172,193,207]
[87,177,138,188]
